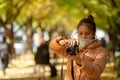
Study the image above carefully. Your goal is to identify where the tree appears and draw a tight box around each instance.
[0,0,28,58]
[55,0,120,42]
[0,0,120,57]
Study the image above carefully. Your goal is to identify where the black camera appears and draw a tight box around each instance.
[66,45,78,55]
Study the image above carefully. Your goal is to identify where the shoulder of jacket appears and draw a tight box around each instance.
[94,46,108,54]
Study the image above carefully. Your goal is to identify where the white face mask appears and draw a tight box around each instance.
[78,38,95,49]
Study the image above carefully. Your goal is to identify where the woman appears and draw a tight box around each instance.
[49,15,107,80]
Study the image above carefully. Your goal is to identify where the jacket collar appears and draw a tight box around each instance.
[86,39,101,49]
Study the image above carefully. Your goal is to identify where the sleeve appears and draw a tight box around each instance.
[78,47,108,78]
[49,37,68,57]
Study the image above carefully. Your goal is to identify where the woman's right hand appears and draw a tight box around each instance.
[56,36,78,47]
[56,36,68,46]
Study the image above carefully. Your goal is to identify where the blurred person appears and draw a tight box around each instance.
[49,15,107,80]
[114,41,120,77]
[101,37,107,48]
[115,42,120,57]
[0,35,10,75]
[106,41,116,62]
[34,37,57,77]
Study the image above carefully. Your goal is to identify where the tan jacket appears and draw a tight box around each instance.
[49,37,107,80]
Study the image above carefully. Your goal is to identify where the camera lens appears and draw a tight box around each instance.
[66,45,78,55]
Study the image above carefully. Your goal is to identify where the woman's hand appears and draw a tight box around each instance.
[67,38,78,47]
[56,36,81,65]
[56,36,78,47]
[67,50,81,66]
[56,36,68,46]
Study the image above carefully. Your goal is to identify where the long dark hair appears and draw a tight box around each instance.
[77,15,96,38]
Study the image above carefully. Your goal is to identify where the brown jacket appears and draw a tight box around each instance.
[49,37,107,80]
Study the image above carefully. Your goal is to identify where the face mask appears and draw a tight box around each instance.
[78,38,95,49]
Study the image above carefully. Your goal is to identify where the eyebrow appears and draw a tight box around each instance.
[77,30,91,33]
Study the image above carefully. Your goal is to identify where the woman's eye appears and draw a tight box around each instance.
[85,33,90,35]
[78,33,82,35]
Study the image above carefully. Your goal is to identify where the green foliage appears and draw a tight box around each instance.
[106,42,116,51]
[0,0,120,39]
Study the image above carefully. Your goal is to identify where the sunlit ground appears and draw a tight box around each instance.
[0,54,120,80]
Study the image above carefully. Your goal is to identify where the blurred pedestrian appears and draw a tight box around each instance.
[114,41,120,77]
[0,36,10,75]
[34,37,57,77]
[34,37,50,66]
[101,37,107,48]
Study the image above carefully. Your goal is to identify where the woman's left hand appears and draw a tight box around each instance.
[67,51,81,65]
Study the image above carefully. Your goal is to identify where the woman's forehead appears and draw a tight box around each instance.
[77,25,92,32]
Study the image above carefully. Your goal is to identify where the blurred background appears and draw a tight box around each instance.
[0,0,120,80]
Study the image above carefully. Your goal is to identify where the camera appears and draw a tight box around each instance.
[66,45,78,55]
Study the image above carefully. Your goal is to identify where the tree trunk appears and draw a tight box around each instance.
[5,24,16,59]
[24,24,33,54]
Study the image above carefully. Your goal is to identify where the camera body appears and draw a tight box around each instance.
[66,45,78,55]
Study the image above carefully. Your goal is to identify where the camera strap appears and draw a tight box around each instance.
[60,58,74,80]
[71,60,74,80]
[60,57,64,80]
